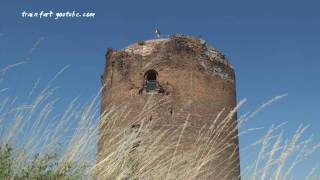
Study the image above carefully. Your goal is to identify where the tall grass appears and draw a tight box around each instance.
[0,64,319,179]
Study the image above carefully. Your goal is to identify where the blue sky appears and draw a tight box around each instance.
[0,0,319,178]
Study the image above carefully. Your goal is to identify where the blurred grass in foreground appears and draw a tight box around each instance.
[0,64,319,180]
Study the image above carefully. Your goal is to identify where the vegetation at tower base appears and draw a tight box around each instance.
[0,144,87,180]
[96,98,239,179]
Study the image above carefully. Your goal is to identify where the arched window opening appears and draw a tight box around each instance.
[144,70,159,92]
[146,71,157,81]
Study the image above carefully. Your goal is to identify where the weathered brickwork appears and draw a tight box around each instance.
[98,35,241,179]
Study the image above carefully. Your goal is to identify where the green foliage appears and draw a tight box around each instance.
[0,144,13,179]
[0,144,88,180]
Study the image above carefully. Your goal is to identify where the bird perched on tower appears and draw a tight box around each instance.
[155,28,161,38]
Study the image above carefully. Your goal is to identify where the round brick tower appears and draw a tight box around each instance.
[98,35,240,179]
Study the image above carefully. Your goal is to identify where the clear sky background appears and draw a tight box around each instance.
[0,0,319,178]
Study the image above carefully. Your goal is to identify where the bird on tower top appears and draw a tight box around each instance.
[155,28,161,38]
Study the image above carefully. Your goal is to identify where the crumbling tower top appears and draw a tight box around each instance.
[108,34,235,83]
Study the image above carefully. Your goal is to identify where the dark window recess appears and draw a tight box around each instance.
[144,69,163,92]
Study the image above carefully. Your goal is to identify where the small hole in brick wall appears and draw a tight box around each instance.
[169,107,173,115]
[131,124,141,129]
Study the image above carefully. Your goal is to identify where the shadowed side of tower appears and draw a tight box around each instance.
[98,35,240,179]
